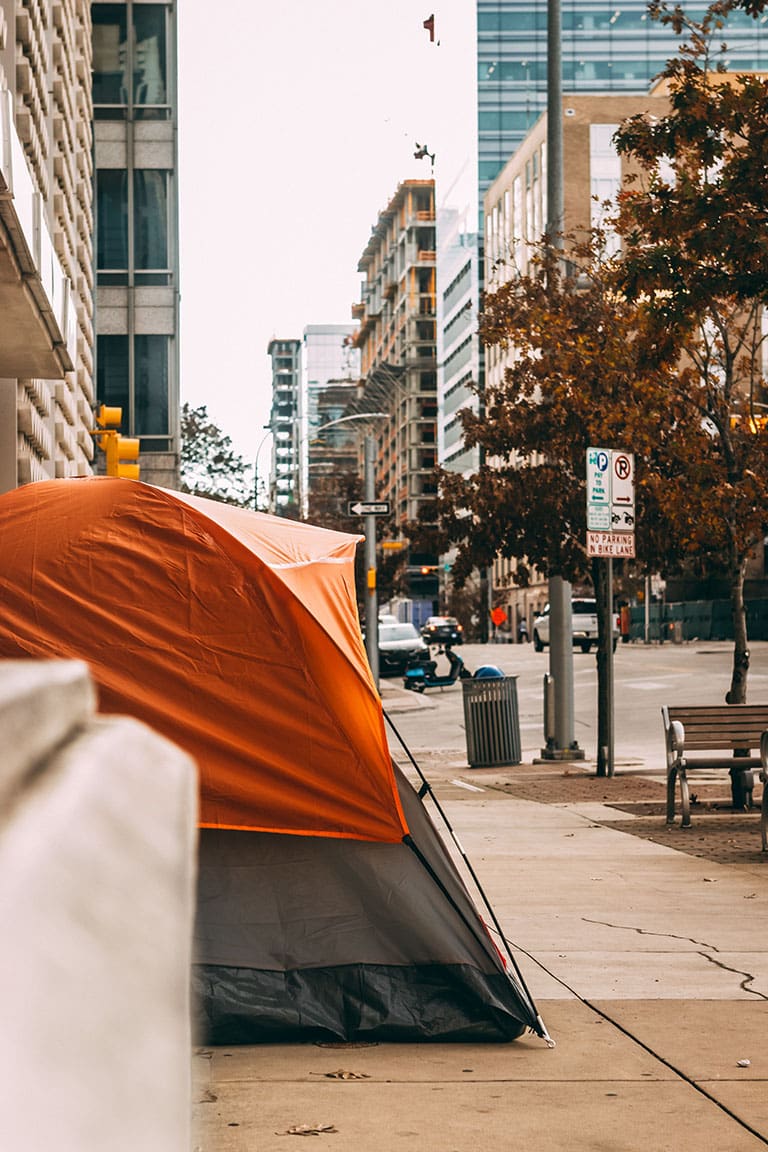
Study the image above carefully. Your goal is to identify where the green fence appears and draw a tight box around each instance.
[629,599,768,642]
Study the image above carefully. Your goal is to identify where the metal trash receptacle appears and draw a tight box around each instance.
[462,675,521,767]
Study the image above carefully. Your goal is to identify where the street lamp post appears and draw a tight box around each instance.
[253,425,273,512]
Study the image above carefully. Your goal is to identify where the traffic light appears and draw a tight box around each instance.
[94,405,141,479]
[405,564,439,597]
[105,433,140,479]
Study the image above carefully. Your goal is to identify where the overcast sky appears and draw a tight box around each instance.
[177,1,476,462]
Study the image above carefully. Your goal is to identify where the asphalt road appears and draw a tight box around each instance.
[383,639,768,768]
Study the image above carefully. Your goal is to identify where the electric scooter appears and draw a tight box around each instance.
[403,644,472,692]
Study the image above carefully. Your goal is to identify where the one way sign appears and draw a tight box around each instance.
[347,500,390,516]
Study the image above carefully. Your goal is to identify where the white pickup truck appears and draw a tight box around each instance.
[532,598,619,654]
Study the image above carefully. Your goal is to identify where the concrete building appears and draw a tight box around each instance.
[91,0,179,489]
[352,180,437,531]
[267,337,301,516]
[0,0,95,492]
[483,91,665,388]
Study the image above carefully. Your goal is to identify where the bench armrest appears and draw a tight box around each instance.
[666,720,685,771]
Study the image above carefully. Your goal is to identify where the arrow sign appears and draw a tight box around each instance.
[347,500,390,516]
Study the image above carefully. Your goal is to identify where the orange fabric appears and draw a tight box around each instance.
[0,478,408,842]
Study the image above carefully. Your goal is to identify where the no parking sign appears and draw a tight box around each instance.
[586,448,636,557]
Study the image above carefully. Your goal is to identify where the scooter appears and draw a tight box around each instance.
[403,644,472,692]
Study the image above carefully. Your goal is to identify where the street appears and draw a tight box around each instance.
[383,639,768,767]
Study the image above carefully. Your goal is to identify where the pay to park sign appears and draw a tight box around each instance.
[586,447,636,558]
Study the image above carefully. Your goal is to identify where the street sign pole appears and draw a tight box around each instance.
[588,448,635,777]
[605,556,614,777]
[364,434,379,687]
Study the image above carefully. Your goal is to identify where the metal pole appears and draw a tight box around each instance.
[541,0,582,759]
[364,433,379,686]
[547,0,563,244]
[644,573,651,644]
[547,574,582,757]
[606,558,614,776]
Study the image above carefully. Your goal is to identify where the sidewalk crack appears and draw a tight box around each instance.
[697,951,768,999]
[581,918,768,999]
[581,916,719,951]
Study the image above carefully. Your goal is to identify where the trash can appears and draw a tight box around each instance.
[462,675,521,767]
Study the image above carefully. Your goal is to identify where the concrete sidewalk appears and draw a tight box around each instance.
[192,682,767,1151]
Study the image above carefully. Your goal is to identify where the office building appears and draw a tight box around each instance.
[299,323,359,517]
[437,205,481,476]
[267,337,301,515]
[352,180,437,530]
[91,0,180,488]
[0,0,95,491]
[477,0,766,201]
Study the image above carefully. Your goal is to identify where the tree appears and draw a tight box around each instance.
[427,235,693,773]
[614,0,768,702]
[180,403,255,508]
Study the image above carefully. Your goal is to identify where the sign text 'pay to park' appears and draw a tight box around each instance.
[586,448,636,558]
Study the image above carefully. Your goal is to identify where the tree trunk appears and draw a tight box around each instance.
[726,558,749,705]
[592,558,611,777]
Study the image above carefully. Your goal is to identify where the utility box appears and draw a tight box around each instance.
[462,675,521,767]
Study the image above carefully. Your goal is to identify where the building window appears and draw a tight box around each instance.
[133,5,167,111]
[97,334,170,438]
[135,335,169,436]
[97,335,130,420]
[92,3,169,119]
[92,4,127,107]
[134,170,169,275]
[96,169,128,275]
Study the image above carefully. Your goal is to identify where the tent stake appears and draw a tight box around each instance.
[384,710,553,1046]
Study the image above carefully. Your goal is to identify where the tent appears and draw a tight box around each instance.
[0,477,547,1043]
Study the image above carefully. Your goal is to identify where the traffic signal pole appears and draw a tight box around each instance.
[364,433,379,686]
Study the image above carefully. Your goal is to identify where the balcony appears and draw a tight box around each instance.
[0,90,76,376]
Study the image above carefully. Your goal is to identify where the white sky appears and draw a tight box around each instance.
[177,1,476,462]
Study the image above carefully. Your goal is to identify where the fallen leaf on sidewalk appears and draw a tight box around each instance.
[278,1123,339,1136]
[736,1059,751,1068]
[196,1089,218,1103]
[311,1069,370,1080]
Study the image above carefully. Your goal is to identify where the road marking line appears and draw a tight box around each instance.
[450,779,485,792]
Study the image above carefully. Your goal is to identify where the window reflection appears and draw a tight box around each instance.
[135,335,169,436]
[96,169,128,269]
[92,3,167,112]
[97,335,129,419]
[92,4,127,105]
[134,171,168,269]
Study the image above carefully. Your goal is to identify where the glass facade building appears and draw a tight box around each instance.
[91,1,179,487]
[477,0,767,200]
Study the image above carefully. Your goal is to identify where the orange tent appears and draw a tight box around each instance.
[0,477,407,842]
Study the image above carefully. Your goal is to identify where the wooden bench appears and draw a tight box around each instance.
[662,705,768,849]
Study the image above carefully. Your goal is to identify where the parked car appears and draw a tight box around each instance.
[420,616,465,646]
[532,599,619,654]
[377,622,429,677]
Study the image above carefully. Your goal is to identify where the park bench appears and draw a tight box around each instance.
[662,704,768,849]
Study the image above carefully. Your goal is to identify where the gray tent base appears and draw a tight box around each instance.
[193,765,543,1045]
[194,962,529,1044]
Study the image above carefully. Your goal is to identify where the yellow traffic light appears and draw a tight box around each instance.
[92,404,140,478]
[96,404,123,428]
[105,433,140,480]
